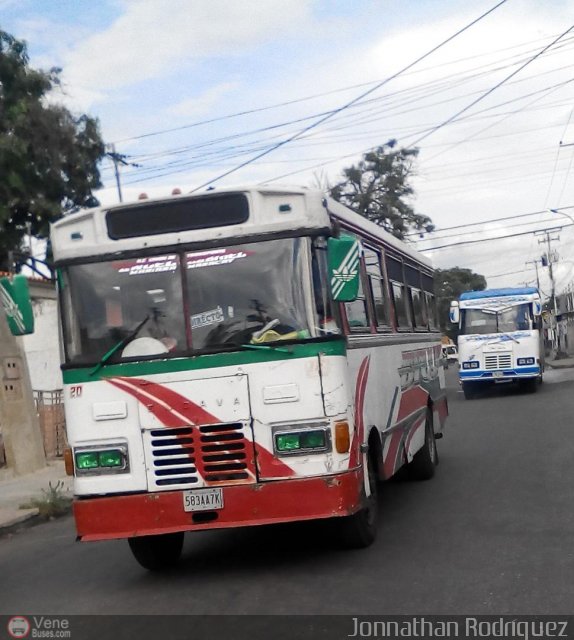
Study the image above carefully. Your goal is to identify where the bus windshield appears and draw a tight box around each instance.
[60,237,330,365]
[461,303,532,335]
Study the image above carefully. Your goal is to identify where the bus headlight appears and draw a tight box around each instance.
[74,444,129,475]
[273,425,331,456]
[462,361,479,369]
[517,357,535,366]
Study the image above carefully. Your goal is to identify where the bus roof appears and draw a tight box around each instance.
[324,196,432,270]
[460,287,539,301]
[50,185,432,270]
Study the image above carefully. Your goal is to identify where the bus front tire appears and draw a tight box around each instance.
[337,454,378,549]
[462,382,478,400]
[128,532,184,571]
[407,408,438,481]
[519,378,538,394]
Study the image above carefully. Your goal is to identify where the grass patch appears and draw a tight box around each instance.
[20,480,72,519]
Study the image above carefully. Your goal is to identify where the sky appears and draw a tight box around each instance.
[3,0,574,297]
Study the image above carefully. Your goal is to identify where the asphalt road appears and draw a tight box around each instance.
[2,367,574,616]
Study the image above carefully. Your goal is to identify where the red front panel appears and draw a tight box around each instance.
[74,470,363,541]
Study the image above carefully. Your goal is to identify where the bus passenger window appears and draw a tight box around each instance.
[345,276,370,330]
[409,287,426,329]
[425,291,438,330]
[364,247,390,328]
[391,281,411,329]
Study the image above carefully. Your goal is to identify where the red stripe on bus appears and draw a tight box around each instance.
[383,429,402,478]
[349,356,370,468]
[115,376,220,425]
[395,385,428,423]
[106,376,295,480]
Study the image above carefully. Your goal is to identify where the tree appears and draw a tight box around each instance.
[329,140,434,240]
[0,30,105,273]
[434,267,487,338]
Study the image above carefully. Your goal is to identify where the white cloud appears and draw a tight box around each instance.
[61,0,312,107]
[167,82,239,119]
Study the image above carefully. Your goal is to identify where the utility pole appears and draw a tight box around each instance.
[537,228,562,355]
[106,144,125,203]
[105,145,142,203]
[537,228,561,314]
[525,259,541,291]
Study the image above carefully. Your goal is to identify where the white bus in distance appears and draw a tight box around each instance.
[51,186,448,570]
[449,287,543,399]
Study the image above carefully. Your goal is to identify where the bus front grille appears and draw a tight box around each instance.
[145,422,252,490]
[484,353,512,370]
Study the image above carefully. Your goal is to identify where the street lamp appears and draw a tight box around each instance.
[548,208,574,225]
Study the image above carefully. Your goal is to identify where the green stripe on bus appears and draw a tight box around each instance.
[62,340,347,384]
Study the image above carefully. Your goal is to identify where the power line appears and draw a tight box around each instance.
[114,11,557,146]
[488,267,535,279]
[260,80,574,186]
[411,205,574,240]
[542,106,574,209]
[187,0,509,193]
[107,42,574,186]
[420,223,572,252]
[421,77,574,164]
[406,23,574,148]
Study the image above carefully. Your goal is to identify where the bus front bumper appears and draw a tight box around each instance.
[73,469,363,541]
[459,365,541,381]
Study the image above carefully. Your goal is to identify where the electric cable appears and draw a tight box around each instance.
[186,0,509,193]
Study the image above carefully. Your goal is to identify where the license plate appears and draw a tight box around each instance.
[183,488,224,512]
[492,371,504,378]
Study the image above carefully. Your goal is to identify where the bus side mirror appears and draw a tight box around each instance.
[327,235,361,302]
[532,300,542,317]
[0,274,35,335]
[449,301,460,324]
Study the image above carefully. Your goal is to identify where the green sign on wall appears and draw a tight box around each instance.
[0,275,35,336]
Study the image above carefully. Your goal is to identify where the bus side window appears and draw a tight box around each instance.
[409,286,426,329]
[390,280,411,330]
[425,292,439,330]
[405,264,425,331]
[344,270,370,330]
[311,243,341,335]
[386,255,411,331]
[421,273,437,331]
[364,246,391,329]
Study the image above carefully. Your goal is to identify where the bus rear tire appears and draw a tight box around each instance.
[336,453,378,549]
[128,532,184,571]
[407,408,438,481]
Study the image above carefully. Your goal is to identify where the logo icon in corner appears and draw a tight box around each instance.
[7,616,30,639]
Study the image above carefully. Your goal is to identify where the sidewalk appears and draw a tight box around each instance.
[0,460,72,533]
[546,354,574,369]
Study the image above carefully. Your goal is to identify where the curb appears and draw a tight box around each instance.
[546,361,574,369]
[0,508,73,537]
[0,507,40,535]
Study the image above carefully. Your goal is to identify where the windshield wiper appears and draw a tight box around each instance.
[240,343,293,354]
[90,315,150,376]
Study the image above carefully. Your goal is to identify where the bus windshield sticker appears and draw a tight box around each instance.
[186,248,252,269]
[114,256,178,275]
[191,306,225,329]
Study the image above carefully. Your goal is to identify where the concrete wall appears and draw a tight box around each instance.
[19,280,62,392]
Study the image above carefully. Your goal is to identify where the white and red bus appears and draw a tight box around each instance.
[51,186,448,570]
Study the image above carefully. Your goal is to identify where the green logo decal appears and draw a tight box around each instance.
[0,275,35,335]
[328,235,361,302]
